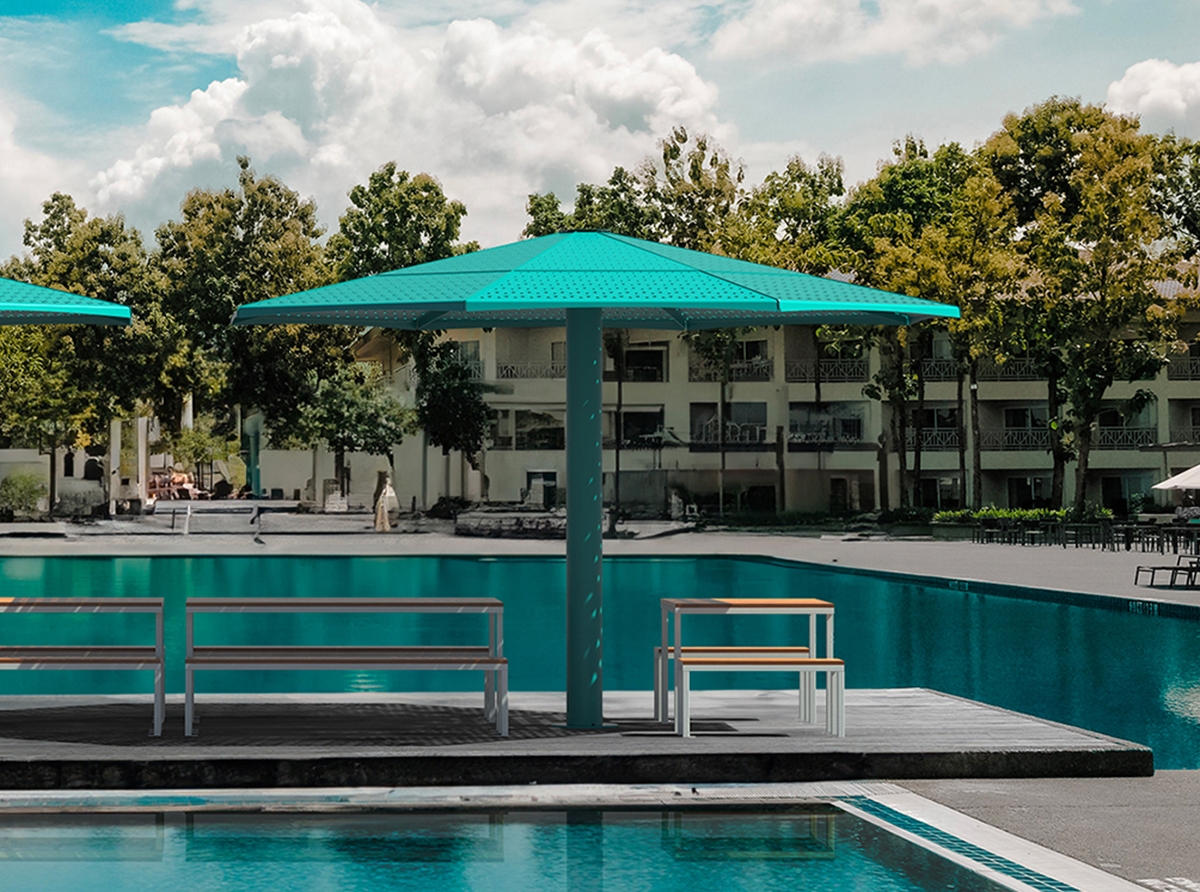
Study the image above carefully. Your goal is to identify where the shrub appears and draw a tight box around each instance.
[0,473,48,515]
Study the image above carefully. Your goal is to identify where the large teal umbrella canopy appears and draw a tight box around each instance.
[232,231,959,728]
[0,277,132,326]
[232,231,959,328]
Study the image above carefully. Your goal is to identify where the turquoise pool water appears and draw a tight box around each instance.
[2,554,1199,767]
[0,809,1008,892]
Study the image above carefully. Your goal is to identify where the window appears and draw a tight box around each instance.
[489,409,513,449]
[789,403,864,443]
[515,409,565,450]
[1008,476,1051,509]
[918,475,961,510]
[604,409,664,447]
[606,343,668,382]
[1003,407,1048,430]
[736,339,768,362]
[914,407,959,430]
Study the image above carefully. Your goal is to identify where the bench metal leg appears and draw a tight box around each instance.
[654,648,670,723]
[799,670,816,724]
[827,670,845,737]
[496,665,509,737]
[152,665,165,737]
[185,665,195,737]
[484,671,495,722]
[675,668,691,738]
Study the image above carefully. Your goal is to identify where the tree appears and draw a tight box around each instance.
[983,99,1187,512]
[327,164,473,280]
[640,127,744,251]
[155,157,346,439]
[292,365,415,496]
[524,167,657,239]
[1,193,173,510]
[838,138,973,507]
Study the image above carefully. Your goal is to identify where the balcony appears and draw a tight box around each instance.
[605,366,665,383]
[976,358,1041,382]
[788,427,867,451]
[690,421,770,451]
[1094,427,1155,450]
[1167,357,1200,380]
[979,428,1051,451]
[920,358,959,382]
[784,358,868,383]
[496,361,566,379]
[1169,428,1200,444]
[689,358,773,383]
[905,429,961,451]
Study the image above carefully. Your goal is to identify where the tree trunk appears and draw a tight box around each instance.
[810,326,823,407]
[1048,371,1067,508]
[970,364,983,510]
[877,435,890,511]
[46,431,59,516]
[912,351,926,507]
[956,370,967,510]
[718,377,727,517]
[894,404,910,509]
[1073,422,1093,516]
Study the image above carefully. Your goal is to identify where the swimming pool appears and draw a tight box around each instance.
[0,808,1012,892]
[2,554,1198,767]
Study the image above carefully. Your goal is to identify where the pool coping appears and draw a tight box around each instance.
[0,781,1143,892]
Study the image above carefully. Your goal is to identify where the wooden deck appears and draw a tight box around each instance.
[0,688,1149,789]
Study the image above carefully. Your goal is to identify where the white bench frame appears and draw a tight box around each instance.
[0,597,165,736]
[675,657,845,738]
[657,598,835,723]
[184,597,507,737]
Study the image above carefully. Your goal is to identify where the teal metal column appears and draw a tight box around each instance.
[565,307,605,728]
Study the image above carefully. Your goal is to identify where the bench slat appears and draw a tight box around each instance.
[679,657,843,666]
[186,597,501,610]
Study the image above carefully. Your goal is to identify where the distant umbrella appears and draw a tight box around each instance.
[0,277,132,326]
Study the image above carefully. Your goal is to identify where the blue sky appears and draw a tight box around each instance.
[2,0,1199,260]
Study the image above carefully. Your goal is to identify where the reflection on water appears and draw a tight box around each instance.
[2,554,1199,766]
[0,810,1009,892]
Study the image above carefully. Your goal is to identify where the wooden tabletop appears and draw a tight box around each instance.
[661,598,834,609]
[186,597,502,610]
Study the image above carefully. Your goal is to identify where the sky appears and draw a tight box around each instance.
[2,0,1200,260]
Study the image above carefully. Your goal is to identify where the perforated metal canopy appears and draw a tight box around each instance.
[0,277,131,326]
[231,231,959,329]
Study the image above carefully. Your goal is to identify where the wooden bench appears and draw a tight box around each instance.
[184,597,507,737]
[0,598,165,736]
[674,656,845,738]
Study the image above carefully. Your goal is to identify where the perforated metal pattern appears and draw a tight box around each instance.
[232,231,959,329]
[0,278,132,325]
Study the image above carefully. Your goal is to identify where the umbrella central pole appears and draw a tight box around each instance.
[565,307,605,728]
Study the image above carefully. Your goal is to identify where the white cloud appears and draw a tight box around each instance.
[1108,58,1200,134]
[0,90,85,260]
[91,0,727,246]
[711,0,1077,66]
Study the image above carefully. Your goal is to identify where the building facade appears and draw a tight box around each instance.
[255,323,1200,516]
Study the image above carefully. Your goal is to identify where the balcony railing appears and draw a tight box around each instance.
[904,428,961,451]
[979,428,1052,451]
[788,427,865,447]
[1169,428,1200,444]
[496,361,566,379]
[513,429,565,450]
[692,421,769,446]
[1168,357,1200,380]
[1094,427,1155,450]
[689,358,773,383]
[920,358,959,382]
[784,358,868,383]
[976,359,1041,382]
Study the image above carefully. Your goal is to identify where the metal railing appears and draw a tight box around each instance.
[1168,357,1200,380]
[605,366,666,383]
[920,358,959,382]
[788,427,865,446]
[495,361,567,379]
[904,428,961,451]
[1169,428,1200,444]
[1094,427,1155,450]
[689,358,773,383]
[692,421,769,445]
[979,428,1052,451]
[976,359,1041,382]
[784,358,868,383]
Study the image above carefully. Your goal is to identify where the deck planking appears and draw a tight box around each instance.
[0,688,1149,789]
